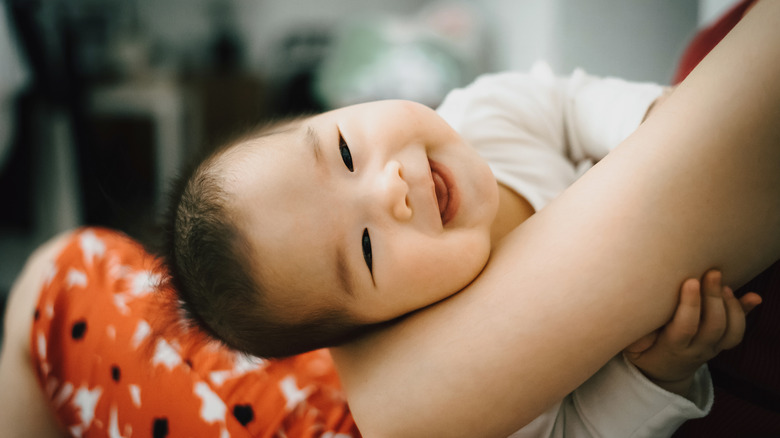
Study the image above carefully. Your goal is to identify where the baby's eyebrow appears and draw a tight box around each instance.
[306,123,353,295]
[306,125,323,166]
[335,242,356,297]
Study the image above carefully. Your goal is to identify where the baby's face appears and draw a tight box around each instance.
[224,100,499,323]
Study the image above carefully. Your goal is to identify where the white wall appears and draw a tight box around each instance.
[482,0,699,84]
[699,0,739,24]
[136,0,431,76]
[136,0,702,84]
[479,0,559,72]
[555,0,698,83]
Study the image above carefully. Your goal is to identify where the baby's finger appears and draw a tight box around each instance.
[624,331,658,355]
[738,292,762,314]
[719,286,747,350]
[664,278,701,347]
[696,270,728,345]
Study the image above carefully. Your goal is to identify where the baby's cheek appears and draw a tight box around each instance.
[417,235,490,295]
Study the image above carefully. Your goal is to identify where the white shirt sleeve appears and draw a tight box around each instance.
[436,62,664,212]
[508,355,713,438]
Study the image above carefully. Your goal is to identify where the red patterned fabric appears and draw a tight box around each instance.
[671,0,757,84]
[30,228,359,437]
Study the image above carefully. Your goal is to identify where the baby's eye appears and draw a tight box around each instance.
[362,229,373,275]
[339,133,354,172]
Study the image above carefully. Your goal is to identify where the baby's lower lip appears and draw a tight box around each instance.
[429,159,459,226]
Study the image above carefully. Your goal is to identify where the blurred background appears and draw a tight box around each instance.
[0,0,738,317]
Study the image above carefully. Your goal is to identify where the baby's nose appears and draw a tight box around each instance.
[381,160,412,221]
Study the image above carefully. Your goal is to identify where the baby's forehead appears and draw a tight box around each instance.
[227,117,314,158]
[216,130,306,220]
[216,126,297,175]
[249,116,313,142]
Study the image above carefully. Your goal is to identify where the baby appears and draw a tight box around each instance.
[168,99,501,358]
[165,66,758,396]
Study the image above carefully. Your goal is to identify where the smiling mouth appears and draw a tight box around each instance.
[429,159,459,226]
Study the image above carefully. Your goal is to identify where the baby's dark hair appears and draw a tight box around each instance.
[162,119,374,358]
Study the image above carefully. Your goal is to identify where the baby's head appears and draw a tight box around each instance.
[167,100,499,358]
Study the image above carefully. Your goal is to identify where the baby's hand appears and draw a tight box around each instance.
[623,270,761,396]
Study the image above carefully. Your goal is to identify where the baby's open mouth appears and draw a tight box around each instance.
[432,169,449,218]
[429,159,459,226]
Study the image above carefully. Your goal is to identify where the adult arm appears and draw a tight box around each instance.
[438,67,701,438]
[540,270,757,437]
[332,2,780,437]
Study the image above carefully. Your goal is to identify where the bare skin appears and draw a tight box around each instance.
[0,233,69,437]
[1,4,777,437]
[625,270,761,397]
[332,2,780,437]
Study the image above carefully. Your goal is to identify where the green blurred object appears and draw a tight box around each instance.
[314,15,470,109]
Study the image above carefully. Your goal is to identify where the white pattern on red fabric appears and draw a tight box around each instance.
[131,320,150,348]
[194,381,227,424]
[69,424,84,438]
[72,385,103,430]
[152,338,182,370]
[44,261,57,287]
[280,375,313,411]
[128,384,141,407]
[66,268,87,289]
[209,355,264,386]
[107,405,121,438]
[53,381,74,409]
[130,270,159,296]
[79,230,106,265]
[44,375,58,398]
[113,292,132,315]
[36,332,46,360]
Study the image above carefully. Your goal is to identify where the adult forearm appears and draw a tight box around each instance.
[335,2,780,436]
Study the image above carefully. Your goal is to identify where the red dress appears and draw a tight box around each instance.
[31,227,359,437]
